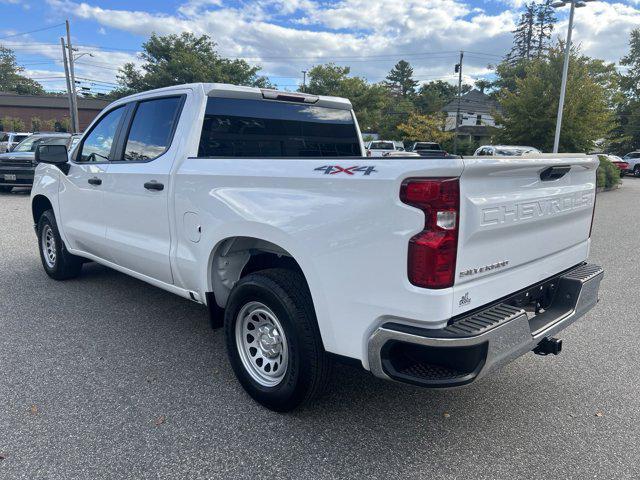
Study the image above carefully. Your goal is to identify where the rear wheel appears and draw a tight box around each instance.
[37,209,83,280]
[0,186,12,193]
[224,268,331,411]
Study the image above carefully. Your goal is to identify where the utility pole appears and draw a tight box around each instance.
[66,19,79,133]
[453,51,464,156]
[60,37,77,133]
[301,70,307,92]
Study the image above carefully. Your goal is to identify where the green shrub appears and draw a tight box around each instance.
[597,155,621,189]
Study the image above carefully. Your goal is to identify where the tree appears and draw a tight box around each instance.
[0,45,45,95]
[474,79,492,94]
[508,3,536,63]
[610,28,640,154]
[495,43,613,153]
[115,32,271,95]
[301,64,390,132]
[413,80,471,114]
[535,0,556,58]
[384,60,419,98]
[397,112,453,144]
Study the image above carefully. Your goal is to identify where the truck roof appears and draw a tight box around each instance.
[111,82,353,111]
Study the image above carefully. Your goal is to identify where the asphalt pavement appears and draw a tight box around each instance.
[0,180,639,479]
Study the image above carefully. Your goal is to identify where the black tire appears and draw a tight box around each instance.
[634,166,640,178]
[37,209,83,280]
[224,268,331,412]
[0,186,13,193]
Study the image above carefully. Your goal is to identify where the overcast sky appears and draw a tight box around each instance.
[1,0,639,95]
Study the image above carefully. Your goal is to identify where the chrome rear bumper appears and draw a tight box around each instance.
[368,263,604,387]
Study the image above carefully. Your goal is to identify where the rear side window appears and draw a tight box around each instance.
[123,97,182,161]
[197,98,361,158]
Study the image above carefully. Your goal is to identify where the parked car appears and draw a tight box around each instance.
[366,140,402,157]
[31,83,603,411]
[0,133,79,192]
[406,141,448,157]
[474,145,541,156]
[382,150,421,157]
[598,154,629,177]
[0,132,32,153]
[622,151,640,176]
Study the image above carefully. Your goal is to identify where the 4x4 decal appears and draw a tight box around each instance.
[314,165,378,176]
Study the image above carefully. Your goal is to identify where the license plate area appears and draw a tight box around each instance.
[4,174,16,181]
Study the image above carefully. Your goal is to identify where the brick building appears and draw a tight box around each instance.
[0,93,110,132]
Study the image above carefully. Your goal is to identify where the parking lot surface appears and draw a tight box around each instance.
[1,181,639,479]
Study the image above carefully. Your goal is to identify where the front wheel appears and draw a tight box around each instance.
[224,268,331,412]
[634,166,640,178]
[37,209,83,280]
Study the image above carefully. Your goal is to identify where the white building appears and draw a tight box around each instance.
[442,89,501,143]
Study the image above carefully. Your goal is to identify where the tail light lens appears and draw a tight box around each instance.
[400,178,460,289]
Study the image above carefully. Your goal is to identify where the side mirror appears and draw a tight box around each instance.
[35,144,69,174]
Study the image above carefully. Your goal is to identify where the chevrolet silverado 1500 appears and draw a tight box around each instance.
[31,83,604,411]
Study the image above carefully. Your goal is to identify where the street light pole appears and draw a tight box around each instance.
[552,0,596,152]
[301,70,307,92]
[453,51,463,156]
[552,0,576,153]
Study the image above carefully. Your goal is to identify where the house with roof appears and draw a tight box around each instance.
[442,89,501,143]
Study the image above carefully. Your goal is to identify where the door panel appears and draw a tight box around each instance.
[102,96,184,284]
[58,162,110,257]
[103,160,173,283]
[58,105,127,259]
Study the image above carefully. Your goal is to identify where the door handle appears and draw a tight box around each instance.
[88,177,102,186]
[144,180,164,191]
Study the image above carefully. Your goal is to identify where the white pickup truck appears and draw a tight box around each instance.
[31,83,604,411]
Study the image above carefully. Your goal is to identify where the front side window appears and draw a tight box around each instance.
[123,97,182,161]
[198,98,361,158]
[78,106,125,162]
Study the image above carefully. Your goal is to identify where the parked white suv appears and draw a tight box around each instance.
[30,83,603,411]
[622,151,640,176]
[0,132,32,153]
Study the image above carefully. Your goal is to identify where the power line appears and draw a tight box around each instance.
[0,23,65,41]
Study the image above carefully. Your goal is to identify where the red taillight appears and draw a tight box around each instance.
[400,178,460,289]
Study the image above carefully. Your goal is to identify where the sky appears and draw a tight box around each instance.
[1,0,639,95]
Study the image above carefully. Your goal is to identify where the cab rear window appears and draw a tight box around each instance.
[197,98,361,158]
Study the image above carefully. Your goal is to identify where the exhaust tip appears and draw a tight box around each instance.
[534,337,563,356]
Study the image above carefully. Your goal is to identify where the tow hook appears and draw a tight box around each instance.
[534,337,563,356]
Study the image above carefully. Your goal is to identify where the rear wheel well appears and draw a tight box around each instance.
[209,237,307,311]
[32,195,53,224]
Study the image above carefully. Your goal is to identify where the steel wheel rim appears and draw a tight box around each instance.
[41,225,56,269]
[235,301,288,387]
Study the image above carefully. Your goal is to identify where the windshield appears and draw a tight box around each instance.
[369,142,394,150]
[14,136,69,152]
[0,134,8,142]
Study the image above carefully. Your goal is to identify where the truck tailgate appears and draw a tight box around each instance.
[453,154,597,315]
